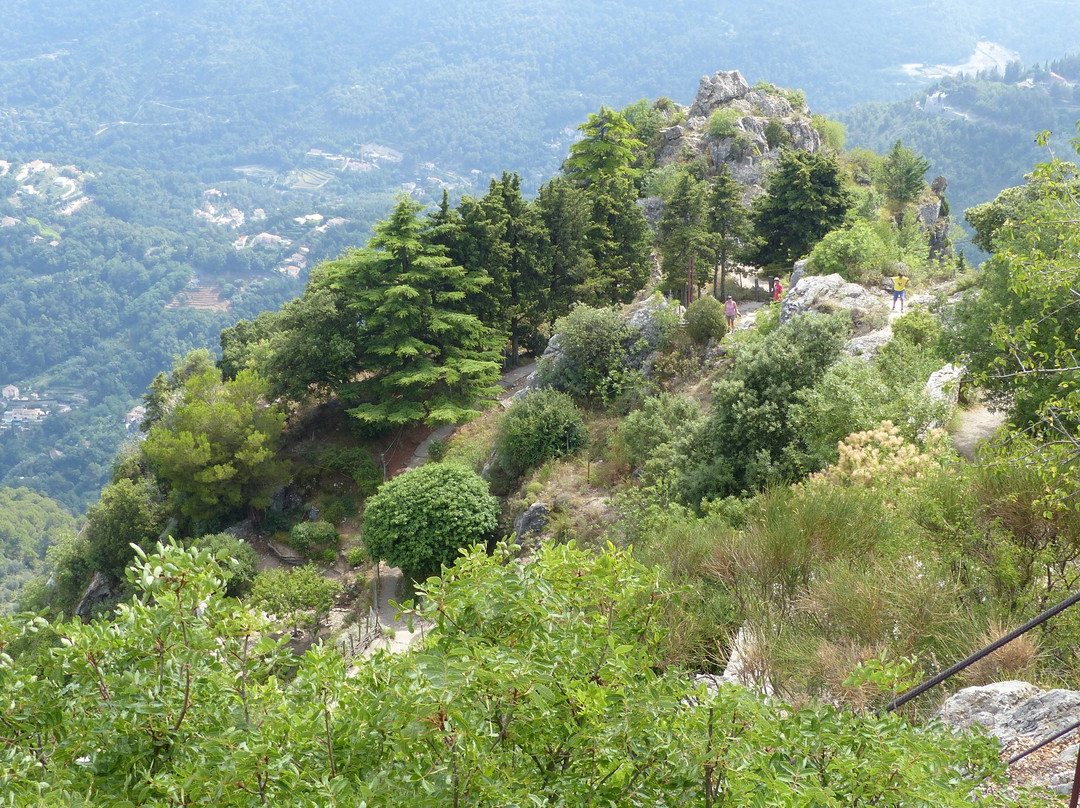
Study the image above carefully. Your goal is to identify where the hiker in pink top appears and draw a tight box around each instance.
[725,295,739,330]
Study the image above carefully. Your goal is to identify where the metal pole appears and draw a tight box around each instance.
[881,589,1080,714]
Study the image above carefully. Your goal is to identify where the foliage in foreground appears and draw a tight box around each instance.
[0,541,1039,807]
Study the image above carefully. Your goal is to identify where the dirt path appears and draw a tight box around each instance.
[366,360,539,654]
[951,403,1006,461]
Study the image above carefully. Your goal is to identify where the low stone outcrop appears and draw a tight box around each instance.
[924,363,964,406]
[513,501,550,540]
[780,273,889,335]
[938,682,1080,795]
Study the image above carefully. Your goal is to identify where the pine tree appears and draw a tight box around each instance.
[658,171,709,304]
[706,164,753,300]
[316,195,502,429]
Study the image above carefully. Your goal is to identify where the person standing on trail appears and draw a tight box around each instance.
[725,295,739,330]
[772,276,783,304]
[891,271,908,313]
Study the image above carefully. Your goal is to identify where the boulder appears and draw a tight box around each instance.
[936,681,1042,736]
[924,363,964,406]
[513,501,551,540]
[637,195,663,228]
[937,682,1080,748]
[627,293,682,350]
[688,70,751,118]
[846,325,893,359]
[789,259,808,290]
[780,273,888,334]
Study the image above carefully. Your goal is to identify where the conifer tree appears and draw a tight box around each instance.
[563,106,644,187]
[658,171,709,304]
[706,164,753,300]
[314,196,502,429]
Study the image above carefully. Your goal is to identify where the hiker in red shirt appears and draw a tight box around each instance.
[772,276,783,303]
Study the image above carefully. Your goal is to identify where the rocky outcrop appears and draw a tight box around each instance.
[656,70,820,189]
[925,363,964,406]
[937,682,1080,795]
[846,325,893,358]
[74,571,119,620]
[780,273,889,335]
[688,70,751,118]
[513,501,551,540]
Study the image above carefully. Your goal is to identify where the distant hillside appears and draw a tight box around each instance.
[839,54,1080,249]
[5,1,1080,186]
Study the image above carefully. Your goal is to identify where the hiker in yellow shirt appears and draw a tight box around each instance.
[891,271,908,313]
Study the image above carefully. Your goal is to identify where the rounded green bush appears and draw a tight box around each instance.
[683,296,727,344]
[495,389,587,481]
[193,532,258,597]
[290,520,338,556]
[362,464,499,583]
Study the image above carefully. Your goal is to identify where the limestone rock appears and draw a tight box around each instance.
[627,293,682,350]
[513,501,550,540]
[689,70,751,118]
[637,195,663,228]
[789,259,808,290]
[935,680,1043,737]
[924,363,964,406]
[780,272,888,335]
[846,324,893,359]
[75,571,119,619]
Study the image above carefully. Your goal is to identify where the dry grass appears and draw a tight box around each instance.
[961,621,1041,686]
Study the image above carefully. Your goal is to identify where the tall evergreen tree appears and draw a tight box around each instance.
[752,151,853,267]
[706,165,753,300]
[314,196,502,429]
[536,176,594,327]
[877,139,931,210]
[658,171,709,304]
[563,106,644,187]
[582,175,651,305]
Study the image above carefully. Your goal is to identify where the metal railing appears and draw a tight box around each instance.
[880,589,1080,807]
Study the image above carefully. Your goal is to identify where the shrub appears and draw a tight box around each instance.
[250,564,342,632]
[319,446,382,496]
[289,520,338,556]
[538,304,648,405]
[616,394,703,471]
[493,389,587,482]
[890,307,942,350]
[193,532,258,597]
[677,312,851,505]
[764,119,791,150]
[806,221,890,284]
[427,438,448,462]
[683,295,726,344]
[346,545,367,567]
[362,463,499,584]
[706,108,741,140]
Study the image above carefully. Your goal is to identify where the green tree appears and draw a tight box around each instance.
[313,196,503,429]
[659,170,709,304]
[705,164,753,299]
[582,174,652,305]
[752,151,854,267]
[142,360,289,530]
[83,478,165,581]
[563,106,644,187]
[362,463,498,583]
[536,176,595,326]
[876,139,931,209]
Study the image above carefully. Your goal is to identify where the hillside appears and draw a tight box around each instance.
[2,48,1080,799]
[840,54,1080,253]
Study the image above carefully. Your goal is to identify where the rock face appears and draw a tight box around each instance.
[75,571,119,619]
[939,683,1080,796]
[924,363,964,406]
[688,70,751,118]
[789,259,808,290]
[780,273,889,335]
[513,501,550,540]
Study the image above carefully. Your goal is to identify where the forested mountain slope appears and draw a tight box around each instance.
[840,54,1080,253]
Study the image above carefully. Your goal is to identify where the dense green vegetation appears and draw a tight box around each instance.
[840,54,1080,252]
